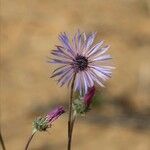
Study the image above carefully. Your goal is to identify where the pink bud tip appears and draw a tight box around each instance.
[84,86,95,108]
[46,106,65,123]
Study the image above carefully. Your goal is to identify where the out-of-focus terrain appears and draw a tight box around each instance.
[1,0,150,149]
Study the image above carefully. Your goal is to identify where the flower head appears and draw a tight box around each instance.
[50,31,114,95]
[33,106,65,132]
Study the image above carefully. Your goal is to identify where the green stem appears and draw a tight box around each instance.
[67,74,76,150]
[70,113,76,136]
[0,132,6,150]
[25,130,36,150]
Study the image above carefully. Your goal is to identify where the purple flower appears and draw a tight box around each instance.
[84,86,95,108]
[46,106,65,124]
[49,31,114,95]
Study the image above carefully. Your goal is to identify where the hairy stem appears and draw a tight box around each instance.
[25,131,36,150]
[67,74,76,150]
[0,132,6,150]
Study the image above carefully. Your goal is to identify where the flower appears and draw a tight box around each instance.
[33,106,65,131]
[84,86,95,108]
[49,31,114,95]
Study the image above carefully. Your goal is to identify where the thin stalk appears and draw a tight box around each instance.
[67,74,76,150]
[0,132,6,150]
[25,130,36,150]
[70,113,76,136]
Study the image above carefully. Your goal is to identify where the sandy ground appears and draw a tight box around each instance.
[1,0,150,149]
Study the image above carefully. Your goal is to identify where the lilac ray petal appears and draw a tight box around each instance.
[77,31,82,53]
[81,72,89,94]
[92,54,112,62]
[83,71,91,87]
[86,40,104,57]
[88,44,109,59]
[96,66,115,72]
[78,32,86,55]
[90,65,112,76]
[98,45,110,56]
[50,59,72,64]
[51,51,72,60]
[99,70,112,76]
[84,70,94,87]
[67,75,74,87]
[52,65,67,74]
[62,69,74,85]
[88,69,105,87]
[82,33,94,56]
[90,67,109,80]
[56,46,74,59]
[83,32,87,41]
[75,72,83,95]
[90,67,110,80]
[98,67,112,75]
[64,72,74,86]
[80,33,87,53]
[85,32,96,51]
[58,69,74,87]
[52,47,71,58]
[100,66,115,69]
[51,67,71,78]
[79,78,83,95]
[72,33,77,53]
[57,67,73,83]
[59,33,75,56]
[90,45,110,59]
[74,73,80,91]
[80,72,86,93]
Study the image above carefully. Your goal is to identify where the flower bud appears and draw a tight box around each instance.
[72,87,95,116]
[33,106,65,132]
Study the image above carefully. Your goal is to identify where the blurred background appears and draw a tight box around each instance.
[1,0,150,149]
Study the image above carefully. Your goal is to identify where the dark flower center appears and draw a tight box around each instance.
[73,55,88,71]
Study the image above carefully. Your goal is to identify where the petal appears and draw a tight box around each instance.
[92,54,112,62]
[77,31,82,52]
[51,66,71,78]
[49,59,72,64]
[100,65,115,70]
[59,33,75,56]
[58,68,74,86]
[90,67,109,80]
[86,32,96,50]
[56,46,74,59]
[81,72,89,94]
[74,72,83,95]
[52,65,67,74]
[84,70,94,87]
[89,45,110,59]
[86,40,104,57]
[51,51,72,60]
[74,73,80,91]
[88,69,105,87]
